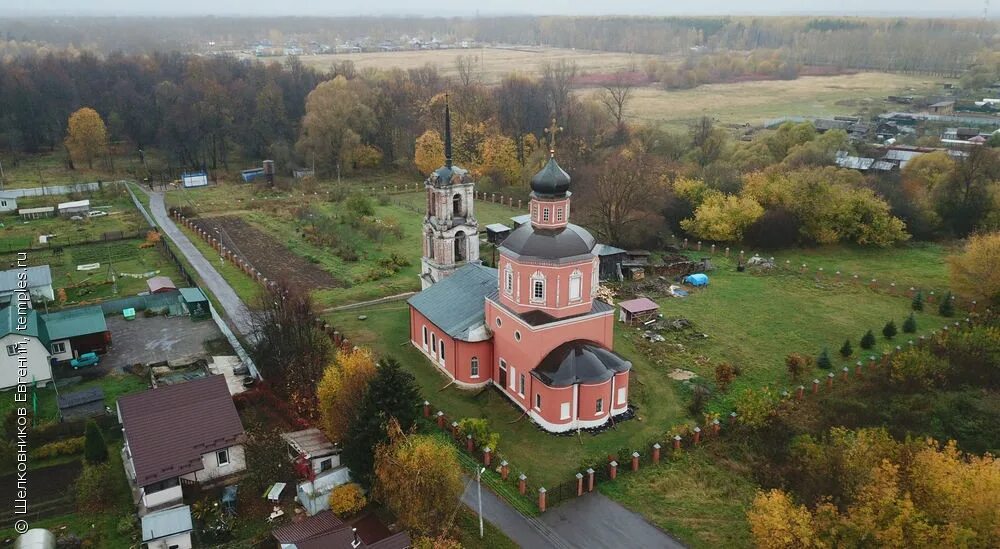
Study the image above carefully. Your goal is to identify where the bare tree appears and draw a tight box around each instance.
[583,145,665,246]
[454,55,478,87]
[541,60,578,122]
[598,71,634,129]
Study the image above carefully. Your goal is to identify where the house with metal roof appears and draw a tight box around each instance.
[282,428,351,516]
[0,306,52,390]
[41,305,110,363]
[272,510,412,549]
[56,199,90,217]
[117,375,245,516]
[57,387,106,421]
[0,192,17,213]
[141,504,193,549]
[0,265,55,304]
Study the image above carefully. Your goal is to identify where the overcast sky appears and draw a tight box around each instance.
[1,1,990,17]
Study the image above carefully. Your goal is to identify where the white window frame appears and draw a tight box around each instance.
[518,373,525,396]
[439,340,446,365]
[216,448,230,467]
[542,207,550,222]
[51,341,66,354]
[596,398,604,414]
[556,207,564,221]
[592,259,600,296]
[431,333,437,357]
[560,402,571,420]
[422,326,428,349]
[509,365,516,390]
[514,330,521,342]
[6,344,18,356]
[530,272,545,304]
[495,317,502,328]
[568,269,583,302]
[470,357,479,378]
[534,393,541,410]
[617,387,627,406]
[504,264,514,295]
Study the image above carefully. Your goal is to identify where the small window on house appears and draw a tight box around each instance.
[217,449,230,466]
[542,208,550,222]
[596,398,604,414]
[320,458,333,472]
[504,265,514,295]
[532,279,545,302]
[560,402,571,420]
[514,331,521,342]
[439,340,446,362]
[535,393,541,410]
[422,326,428,346]
[471,357,479,378]
[519,373,525,396]
[6,344,19,356]
[556,207,564,221]
[509,366,516,389]
[51,342,66,354]
[617,387,627,406]
[496,317,502,328]
[431,333,437,356]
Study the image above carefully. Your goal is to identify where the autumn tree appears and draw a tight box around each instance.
[949,232,1000,305]
[296,76,375,177]
[414,130,445,175]
[316,347,378,443]
[935,147,1000,236]
[454,55,479,87]
[598,71,634,131]
[714,362,737,392]
[342,358,421,486]
[681,192,764,242]
[747,489,818,549]
[65,107,108,169]
[477,134,521,185]
[373,421,464,536]
[328,482,366,516]
[584,145,666,246]
[734,387,778,429]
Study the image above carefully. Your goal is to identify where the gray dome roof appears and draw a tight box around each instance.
[500,223,596,262]
[530,157,571,197]
[534,340,631,387]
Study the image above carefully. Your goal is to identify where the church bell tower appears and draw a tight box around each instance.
[420,96,480,289]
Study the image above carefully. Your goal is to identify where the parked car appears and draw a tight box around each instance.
[71,352,99,369]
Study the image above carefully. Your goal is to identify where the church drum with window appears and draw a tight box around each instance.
[407,115,631,433]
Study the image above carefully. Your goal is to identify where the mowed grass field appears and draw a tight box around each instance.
[605,72,938,131]
[291,46,660,84]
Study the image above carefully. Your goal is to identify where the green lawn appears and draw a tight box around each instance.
[326,302,686,488]
[176,221,263,305]
[0,371,149,425]
[633,249,952,413]
[599,449,757,549]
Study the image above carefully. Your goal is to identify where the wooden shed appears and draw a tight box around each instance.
[618,297,661,325]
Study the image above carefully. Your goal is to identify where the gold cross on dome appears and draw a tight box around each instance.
[543,118,563,156]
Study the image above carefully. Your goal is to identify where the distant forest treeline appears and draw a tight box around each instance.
[0,16,995,75]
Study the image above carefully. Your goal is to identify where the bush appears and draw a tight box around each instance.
[939,292,955,317]
[31,437,85,460]
[912,291,924,311]
[346,194,375,216]
[734,387,779,429]
[714,362,737,391]
[883,320,898,339]
[74,462,116,513]
[84,420,108,463]
[742,207,802,249]
[839,339,853,359]
[688,384,711,416]
[116,514,138,536]
[785,353,812,379]
[817,348,832,369]
[889,347,949,390]
[457,418,500,451]
[328,482,367,516]
[860,329,876,350]
[902,313,917,334]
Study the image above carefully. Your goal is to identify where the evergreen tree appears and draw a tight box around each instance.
[903,313,917,334]
[83,420,108,464]
[839,339,853,359]
[939,292,955,317]
[883,320,898,339]
[860,329,876,350]
[911,291,924,311]
[342,358,421,487]
[817,348,832,369]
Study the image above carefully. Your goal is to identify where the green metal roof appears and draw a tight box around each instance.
[42,305,107,341]
[1,306,50,347]
[178,287,208,304]
[408,263,497,340]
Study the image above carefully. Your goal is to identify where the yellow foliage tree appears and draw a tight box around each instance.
[414,130,444,176]
[747,489,818,549]
[316,347,377,442]
[681,192,764,242]
[949,232,1000,305]
[373,420,464,536]
[477,134,521,185]
[65,107,108,169]
[328,482,366,516]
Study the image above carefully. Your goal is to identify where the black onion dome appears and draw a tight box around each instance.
[533,340,632,387]
[500,223,595,261]
[530,157,571,197]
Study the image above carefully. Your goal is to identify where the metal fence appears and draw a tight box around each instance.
[98,291,184,316]
[1,181,104,198]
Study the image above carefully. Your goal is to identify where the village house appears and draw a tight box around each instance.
[0,192,17,213]
[282,428,350,516]
[408,109,632,433]
[0,265,55,306]
[42,305,110,362]
[117,375,245,516]
[0,306,53,390]
[271,510,411,549]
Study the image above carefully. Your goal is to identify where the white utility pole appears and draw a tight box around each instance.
[477,467,486,538]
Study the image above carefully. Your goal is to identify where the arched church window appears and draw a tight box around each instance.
[452,193,463,217]
[504,264,514,295]
[454,231,466,262]
[530,272,545,303]
[569,269,583,301]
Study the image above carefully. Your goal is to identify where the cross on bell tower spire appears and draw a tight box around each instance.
[444,94,453,168]
[543,117,562,158]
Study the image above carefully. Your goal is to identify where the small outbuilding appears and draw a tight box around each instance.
[684,273,709,287]
[57,199,90,218]
[18,206,55,220]
[593,243,627,281]
[178,287,210,319]
[57,387,106,421]
[141,505,193,549]
[181,171,209,188]
[509,214,531,229]
[485,223,512,245]
[146,276,177,294]
[618,297,661,325]
[0,192,18,213]
[42,305,111,362]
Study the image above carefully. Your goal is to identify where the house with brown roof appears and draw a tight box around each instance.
[117,375,246,515]
[272,511,411,549]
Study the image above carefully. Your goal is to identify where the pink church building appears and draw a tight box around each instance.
[408,110,631,433]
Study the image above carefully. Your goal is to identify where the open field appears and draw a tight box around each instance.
[291,46,660,84]
[0,148,167,189]
[607,72,938,131]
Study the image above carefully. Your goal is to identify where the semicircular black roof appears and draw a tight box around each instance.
[530,157,571,197]
[533,340,631,387]
[500,223,596,261]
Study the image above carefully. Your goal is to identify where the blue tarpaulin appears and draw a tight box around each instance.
[684,273,709,286]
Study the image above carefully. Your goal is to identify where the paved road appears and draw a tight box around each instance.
[540,492,685,549]
[146,191,255,337]
[460,477,573,549]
